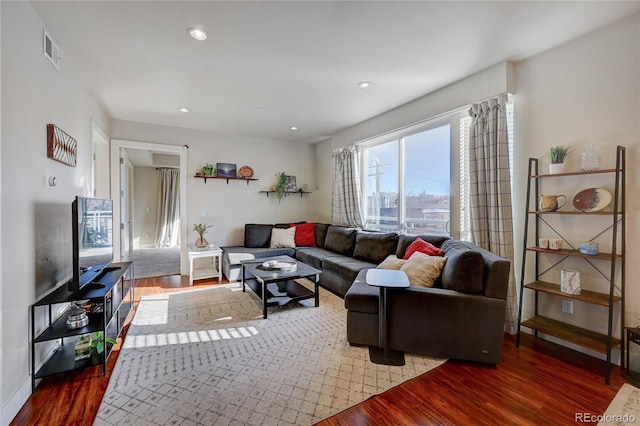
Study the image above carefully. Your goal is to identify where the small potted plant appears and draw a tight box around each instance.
[548,145,571,174]
[275,171,288,203]
[193,223,214,247]
[202,163,215,176]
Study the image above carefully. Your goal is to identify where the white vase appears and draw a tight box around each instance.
[549,163,565,174]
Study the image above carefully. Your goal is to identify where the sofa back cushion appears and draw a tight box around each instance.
[396,233,450,259]
[244,224,274,248]
[315,223,331,248]
[440,239,485,294]
[324,225,358,256]
[353,232,399,264]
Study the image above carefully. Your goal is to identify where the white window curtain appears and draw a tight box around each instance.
[331,146,364,228]
[468,94,518,335]
[155,168,180,248]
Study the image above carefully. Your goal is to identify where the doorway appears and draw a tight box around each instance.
[110,140,188,277]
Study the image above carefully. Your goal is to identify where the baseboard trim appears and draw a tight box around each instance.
[2,377,31,426]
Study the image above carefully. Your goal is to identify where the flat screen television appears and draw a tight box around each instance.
[70,196,115,292]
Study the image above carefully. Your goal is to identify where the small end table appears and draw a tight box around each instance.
[188,245,223,285]
[366,269,410,366]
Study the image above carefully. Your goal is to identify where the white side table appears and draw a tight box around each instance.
[188,245,223,286]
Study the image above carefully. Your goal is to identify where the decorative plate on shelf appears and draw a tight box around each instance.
[238,165,254,178]
[572,187,612,212]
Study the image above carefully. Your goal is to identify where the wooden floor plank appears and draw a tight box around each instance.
[13,275,626,425]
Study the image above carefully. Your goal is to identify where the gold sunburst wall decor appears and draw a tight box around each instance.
[47,123,77,167]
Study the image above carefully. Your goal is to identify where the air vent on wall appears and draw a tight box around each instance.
[43,29,60,70]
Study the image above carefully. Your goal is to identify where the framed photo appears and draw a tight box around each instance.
[285,175,297,191]
[217,163,237,178]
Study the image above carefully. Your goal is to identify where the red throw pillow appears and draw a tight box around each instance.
[290,222,316,247]
[403,237,445,259]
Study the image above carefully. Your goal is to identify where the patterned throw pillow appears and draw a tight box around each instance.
[403,237,445,259]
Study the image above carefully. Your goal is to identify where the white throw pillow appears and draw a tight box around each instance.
[400,252,447,287]
[270,227,296,248]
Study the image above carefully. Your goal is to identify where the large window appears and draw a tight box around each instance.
[363,121,453,235]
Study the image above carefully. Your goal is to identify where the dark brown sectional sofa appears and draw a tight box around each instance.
[221,222,510,364]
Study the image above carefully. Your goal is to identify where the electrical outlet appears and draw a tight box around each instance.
[562,299,574,314]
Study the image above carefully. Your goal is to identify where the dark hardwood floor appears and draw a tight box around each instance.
[14,275,626,425]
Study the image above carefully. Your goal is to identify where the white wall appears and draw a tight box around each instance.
[513,14,640,356]
[314,61,514,222]
[110,120,319,247]
[0,2,110,423]
[132,167,159,248]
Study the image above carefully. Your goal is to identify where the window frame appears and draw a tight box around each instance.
[359,112,465,238]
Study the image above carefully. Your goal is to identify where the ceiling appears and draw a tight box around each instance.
[31,1,640,144]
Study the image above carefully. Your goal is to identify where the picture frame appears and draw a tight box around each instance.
[216,163,237,178]
[47,124,77,167]
[285,175,297,191]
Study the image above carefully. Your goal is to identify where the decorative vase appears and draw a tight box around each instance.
[549,163,565,174]
[202,166,214,176]
[579,143,601,171]
[195,234,208,247]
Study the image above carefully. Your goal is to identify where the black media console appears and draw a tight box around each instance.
[30,262,134,391]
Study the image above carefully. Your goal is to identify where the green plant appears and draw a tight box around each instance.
[548,145,571,164]
[275,171,288,202]
[90,332,117,355]
[202,163,215,175]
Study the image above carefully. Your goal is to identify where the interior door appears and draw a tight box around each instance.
[119,150,132,261]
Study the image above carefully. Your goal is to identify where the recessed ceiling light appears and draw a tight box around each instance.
[358,81,373,89]
[178,107,190,113]
[187,27,208,41]
[289,126,298,131]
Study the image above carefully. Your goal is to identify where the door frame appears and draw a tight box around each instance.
[110,139,188,275]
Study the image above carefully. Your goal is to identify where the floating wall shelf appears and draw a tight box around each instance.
[259,190,312,198]
[194,175,258,185]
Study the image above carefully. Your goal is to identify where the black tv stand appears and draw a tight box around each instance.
[31,261,135,391]
[82,282,107,291]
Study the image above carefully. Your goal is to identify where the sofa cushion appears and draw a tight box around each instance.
[353,232,399,264]
[400,252,448,288]
[244,224,274,248]
[344,272,379,314]
[376,255,406,270]
[270,227,296,248]
[323,256,375,282]
[291,222,316,247]
[295,247,340,269]
[441,239,485,294]
[396,233,450,259]
[324,225,357,256]
[403,237,445,259]
[315,223,331,248]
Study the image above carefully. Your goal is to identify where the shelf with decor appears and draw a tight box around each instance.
[259,190,312,198]
[516,145,625,385]
[194,175,258,185]
[31,262,134,391]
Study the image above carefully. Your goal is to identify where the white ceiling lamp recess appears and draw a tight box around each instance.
[187,27,208,41]
[357,81,373,89]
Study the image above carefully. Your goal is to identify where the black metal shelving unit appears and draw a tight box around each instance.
[31,262,134,391]
[516,146,625,384]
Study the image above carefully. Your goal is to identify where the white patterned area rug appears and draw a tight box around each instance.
[95,281,445,425]
[598,383,640,425]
